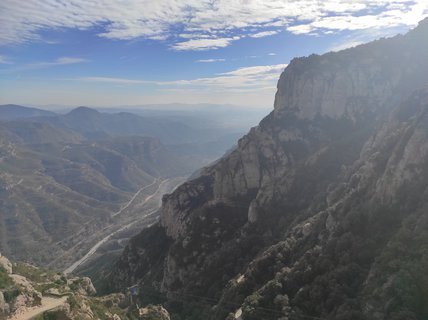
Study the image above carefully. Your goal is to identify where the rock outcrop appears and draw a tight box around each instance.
[109,18,428,320]
[139,305,171,320]
[0,255,12,275]
[0,256,137,319]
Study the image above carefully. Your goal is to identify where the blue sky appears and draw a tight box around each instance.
[0,0,427,110]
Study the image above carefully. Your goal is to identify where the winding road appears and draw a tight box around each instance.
[63,177,185,274]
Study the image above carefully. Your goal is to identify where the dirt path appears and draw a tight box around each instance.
[8,296,67,320]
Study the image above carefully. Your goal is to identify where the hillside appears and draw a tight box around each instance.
[0,254,168,319]
[106,18,428,320]
[0,105,55,121]
[0,121,192,270]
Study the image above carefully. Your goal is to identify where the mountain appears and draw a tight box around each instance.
[0,121,193,270]
[0,104,56,121]
[105,18,428,319]
[40,106,207,144]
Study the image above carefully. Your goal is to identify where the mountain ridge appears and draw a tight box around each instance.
[106,17,428,320]
[0,104,56,121]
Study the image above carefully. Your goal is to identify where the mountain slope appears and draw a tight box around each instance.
[0,254,148,320]
[107,18,428,320]
[0,104,55,121]
[0,121,192,269]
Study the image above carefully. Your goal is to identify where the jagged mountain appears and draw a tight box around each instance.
[106,18,428,320]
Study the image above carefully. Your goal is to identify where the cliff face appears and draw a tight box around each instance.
[110,18,428,320]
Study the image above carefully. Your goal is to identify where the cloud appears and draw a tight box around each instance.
[79,77,150,84]
[249,30,279,38]
[29,57,87,68]
[268,53,277,56]
[18,57,88,73]
[326,25,408,53]
[0,55,12,64]
[0,0,426,51]
[287,1,428,35]
[0,56,87,74]
[78,63,287,91]
[329,40,365,52]
[172,37,239,51]
[196,58,226,63]
[219,64,287,78]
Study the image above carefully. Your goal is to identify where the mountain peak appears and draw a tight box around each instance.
[67,106,100,117]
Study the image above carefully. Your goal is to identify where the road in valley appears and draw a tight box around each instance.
[111,178,160,218]
[63,177,186,274]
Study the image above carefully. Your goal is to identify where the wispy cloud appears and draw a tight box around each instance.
[80,76,150,84]
[28,57,87,69]
[326,26,407,53]
[329,40,365,52]
[172,37,239,51]
[196,58,226,63]
[0,56,87,74]
[249,30,279,38]
[78,63,287,91]
[0,55,12,64]
[1,1,426,50]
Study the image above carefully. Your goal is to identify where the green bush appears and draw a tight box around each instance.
[3,288,21,303]
[0,266,12,289]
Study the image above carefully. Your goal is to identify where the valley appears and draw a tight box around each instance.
[64,176,186,275]
[0,105,241,271]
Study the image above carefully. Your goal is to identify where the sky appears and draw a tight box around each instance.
[0,0,427,110]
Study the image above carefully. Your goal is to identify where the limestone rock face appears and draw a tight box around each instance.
[109,18,428,320]
[0,255,12,274]
[139,305,170,320]
[10,274,42,313]
[63,277,97,296]
[274,21,428,121]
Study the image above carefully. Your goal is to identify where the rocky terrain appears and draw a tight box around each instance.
[0,256,109,320]
[106,18,428,320]
[0,253,171,319]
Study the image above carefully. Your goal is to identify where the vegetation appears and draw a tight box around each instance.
[0,265,12,289]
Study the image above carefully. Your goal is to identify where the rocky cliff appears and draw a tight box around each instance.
[109,18,428,320]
